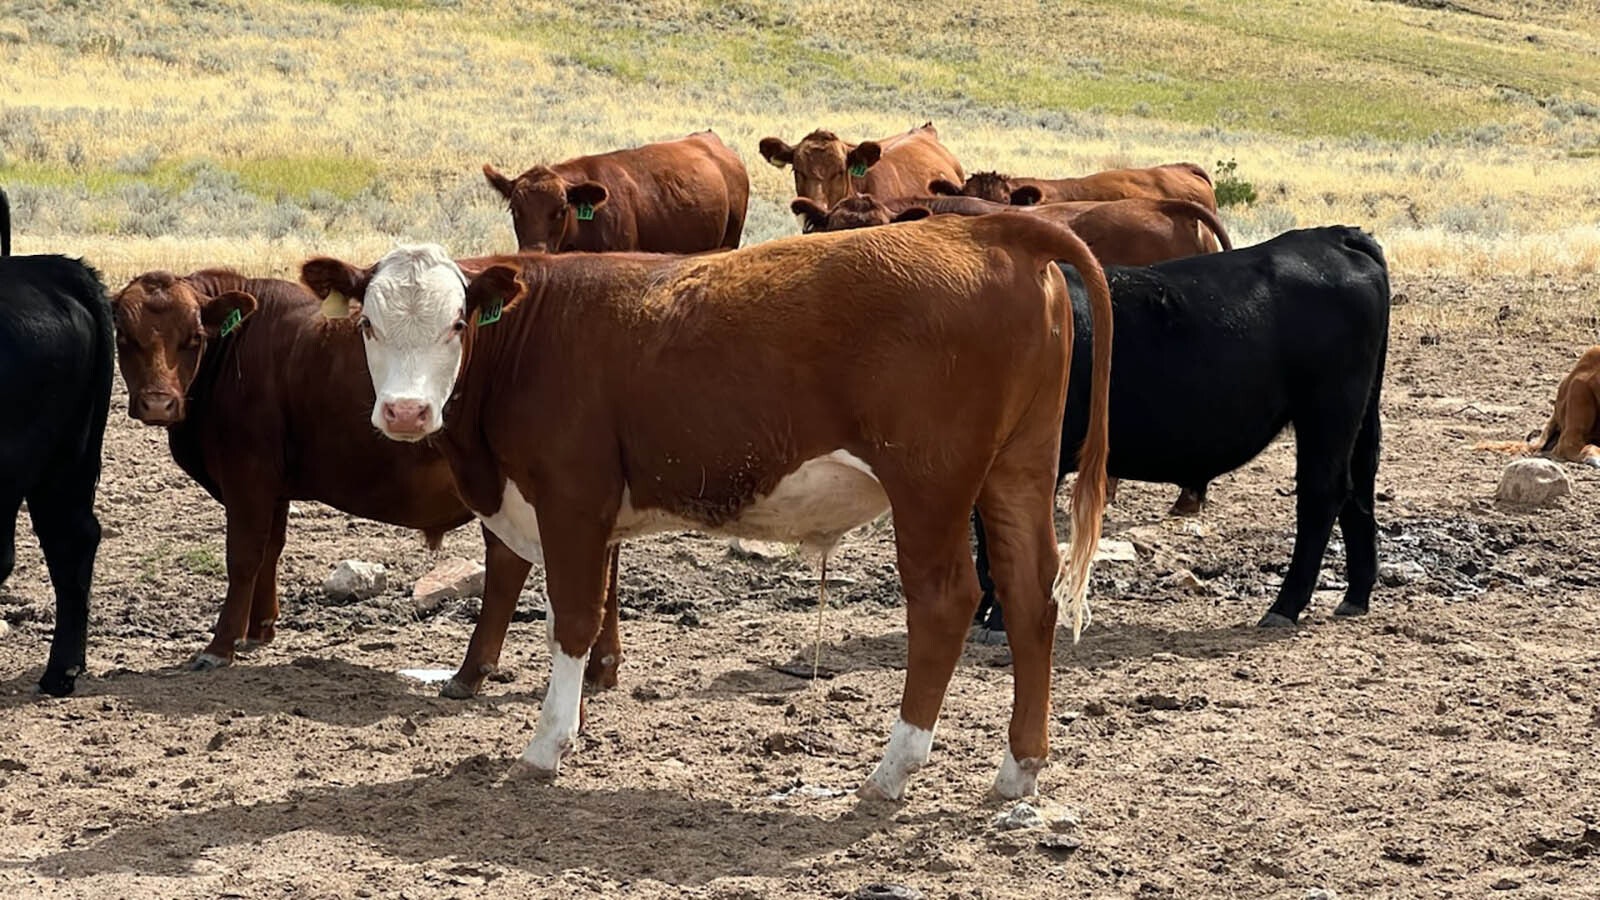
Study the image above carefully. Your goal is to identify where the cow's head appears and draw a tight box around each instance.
[929,171,1039,206]
[483,163,608,252]
[302,244,479,441]
[111,271,258,426]
[790,195,930,233]
[759,130,880,209]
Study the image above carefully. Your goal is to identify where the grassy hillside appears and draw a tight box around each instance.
[1,0,1597,281]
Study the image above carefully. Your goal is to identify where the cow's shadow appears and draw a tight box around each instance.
[0,656,540,724]
[25,752,899,885]
[701,616,1299,696]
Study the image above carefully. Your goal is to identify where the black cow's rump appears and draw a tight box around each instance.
[0,252,115,695]
[976,226,1390,633]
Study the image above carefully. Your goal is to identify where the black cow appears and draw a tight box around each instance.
[975,226,1389,635]
[0,196,115,696]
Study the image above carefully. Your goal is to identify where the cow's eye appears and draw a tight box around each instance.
[452,318,467,333]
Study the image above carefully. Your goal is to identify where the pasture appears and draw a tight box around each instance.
[3,0,1600,897]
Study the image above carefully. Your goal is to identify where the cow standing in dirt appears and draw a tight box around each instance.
[1,192,115,696]
[483,130,749,253]
[109,269,627,695]
[302,210,1114,801]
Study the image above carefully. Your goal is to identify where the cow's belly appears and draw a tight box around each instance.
[478,451,890,565]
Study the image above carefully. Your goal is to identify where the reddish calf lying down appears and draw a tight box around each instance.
[483,130,748,254]
[1480,345,1600,466]
[932,163,1217,209]
[110,269,624,693]
[302,212,1113,800]
[792,193,1232,266]
[759,121,964,209]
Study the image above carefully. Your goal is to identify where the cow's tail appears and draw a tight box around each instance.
[1160,198,1232,252]
[1,187,11,257]
[985,212,1112,643]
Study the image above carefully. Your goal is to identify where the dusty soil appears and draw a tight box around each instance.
[3,273,1599,899]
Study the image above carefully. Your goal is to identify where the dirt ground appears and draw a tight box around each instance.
[3,272,1599,899]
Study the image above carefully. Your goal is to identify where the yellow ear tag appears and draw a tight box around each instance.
[321,289,352,319]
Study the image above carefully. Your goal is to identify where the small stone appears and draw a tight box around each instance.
[852,885,923,900]
[323,560,387,601]
[0,620,10,639]
[994,801,1046,831]
[1094,539,1137,562]
[1038,833,1082,855]
[1082,699,1110,717]
[827,685,868,703]
[1379,560,1426,587]
[205,731,227,752]
[1136,693,1183,711]
[399,717,418,737]
[1491,877,1521,891]
[1495,458,1572,508]
[1162,568,1203,591]
[1304,889,1337,900]
[729,538,790,561]
[412,558,486,613]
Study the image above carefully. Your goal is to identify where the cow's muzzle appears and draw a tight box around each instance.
[379,399,434,441]
[131,392,184,426]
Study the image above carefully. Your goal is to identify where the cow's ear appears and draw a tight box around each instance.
[790,198,830,233]
[200,290,258,338]
[846,142,882,173]
[464,264,527,322]
[892,206,932,223]
[566,181,608,212]
[301,257,372,319]
[483,164,515,199]
[1009,185,1044,206]
[758,137,795,168]
[928,178,963,196]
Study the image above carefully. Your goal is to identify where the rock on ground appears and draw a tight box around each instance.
[413,557,487,613]
[1495,458,1572,507]
[322,560,387,601]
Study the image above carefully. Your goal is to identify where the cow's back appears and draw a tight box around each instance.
[863,127,966,202]
[170,283,468,531]
[559,132,748,253]
[1057,227,1388,485]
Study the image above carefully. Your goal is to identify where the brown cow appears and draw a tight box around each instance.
[1479,345,1600,467]
[931,163,1217,213]
[482,130,748,253]
[301,213,1113,801]
[110,268,625,695]
[792,194,1232,265]
[759,122,964,210]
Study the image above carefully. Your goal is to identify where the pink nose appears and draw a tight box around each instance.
[380,400,431,434]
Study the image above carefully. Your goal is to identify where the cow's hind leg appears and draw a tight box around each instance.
[243,500,288,649]
[969,510,1007,640]
[0,494,19,587]
[861,496,983,802]
[583,546,624,689]
[28,458,102,697]
[444,526,532,699]
[973,457,1060,799]
[1551,376,1600,466]
[1168,483,1208,517]
[1335,379,1383,618]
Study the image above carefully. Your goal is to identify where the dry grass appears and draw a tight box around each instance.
[1,0,1597,286]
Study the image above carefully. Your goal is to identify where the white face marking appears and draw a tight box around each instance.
[358,243,468,440]
[613,450,889,553]
[477,479,544,564]
[520,604,587,776]
[864,718,935,801]
[993,748,1044,799]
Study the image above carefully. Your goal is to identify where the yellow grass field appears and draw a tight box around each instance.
[1,0,1598,294]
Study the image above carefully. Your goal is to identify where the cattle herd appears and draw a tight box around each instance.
[0,121,1588,803]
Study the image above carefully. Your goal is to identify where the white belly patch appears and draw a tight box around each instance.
[616,450,889,552]
[478,451,890,561]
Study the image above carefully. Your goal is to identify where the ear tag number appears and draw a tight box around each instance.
[848,162,868,177]
[576,202,596,221]
[220,308,243,337]
[477,297,504,327]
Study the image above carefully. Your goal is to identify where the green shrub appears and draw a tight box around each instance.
[1213,158,1258,207]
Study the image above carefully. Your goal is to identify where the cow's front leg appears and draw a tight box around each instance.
[514,501,615,780]
[194,497,276,670]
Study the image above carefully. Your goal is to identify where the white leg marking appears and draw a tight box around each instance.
[861,719,935,801]
[994,748,1045,799]
[519,606,588,777]
[190,652,232,671]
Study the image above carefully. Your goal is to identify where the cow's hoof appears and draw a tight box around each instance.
[968,626,1007,646]
[189,652,232,671]
[1332,601,1369,618]
[855,779,902,804]
[439,677,478,700]
[993,751,1044,799]
[1257,613,1298,629]
[36,667,80,698]
[583,654,621,691]
[1167,496,1205,517]
[507,758,559,783]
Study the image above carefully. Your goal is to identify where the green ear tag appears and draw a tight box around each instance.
[476,296,504,327]
[220,308,243,337]
[848,162,868,178]
[576,202,596,221]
